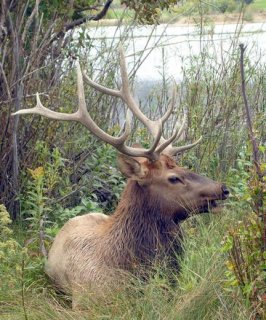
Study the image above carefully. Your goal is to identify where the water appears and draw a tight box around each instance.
[83,22,266,84]
[71,22,266,105]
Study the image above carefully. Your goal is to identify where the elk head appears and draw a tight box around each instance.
[118,153,229,223]
[12,47,229,220]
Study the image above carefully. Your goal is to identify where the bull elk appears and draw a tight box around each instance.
[13,48,229,305]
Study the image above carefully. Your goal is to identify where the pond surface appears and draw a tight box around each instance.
[73,22,266,103]
[87,22,266,82]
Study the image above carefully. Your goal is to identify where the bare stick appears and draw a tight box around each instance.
[239,43,265,249]
[48,0,113,46]
[239,44,262,179]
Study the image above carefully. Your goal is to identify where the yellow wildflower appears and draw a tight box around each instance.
[27,166,45,180]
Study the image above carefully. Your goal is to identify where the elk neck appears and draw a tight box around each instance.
[102,180,182,269]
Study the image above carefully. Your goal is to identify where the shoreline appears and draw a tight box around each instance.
[171,12,266,26]
[88,12,266,28]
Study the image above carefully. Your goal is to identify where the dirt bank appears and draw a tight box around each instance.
[89,12,266,27]
[171,12,266,26]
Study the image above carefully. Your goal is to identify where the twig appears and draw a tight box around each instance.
[0,61,12,100]
[239,43,265,249]
[39,216,47,258]
[21,259,29,320]
[8,10,21,219]
[0,92,49,105]
[48,0,113,46]
[239,44,262,179]
[22,0,40,43]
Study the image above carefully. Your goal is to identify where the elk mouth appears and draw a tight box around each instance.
[173,192,229,223]
[209,199,218,208]
[199,199,225,213]
[200,187,230,213]
[173,199,223,223]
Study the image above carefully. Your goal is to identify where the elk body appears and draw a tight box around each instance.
[13,49,229,303]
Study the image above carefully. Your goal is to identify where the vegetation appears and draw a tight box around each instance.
[104,0,266,24]
[0,0,265,319]
[251,0,266,10]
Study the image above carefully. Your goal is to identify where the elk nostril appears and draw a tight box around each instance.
[221,185,230,196]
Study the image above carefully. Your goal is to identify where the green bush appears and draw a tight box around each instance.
[222,144,266,318]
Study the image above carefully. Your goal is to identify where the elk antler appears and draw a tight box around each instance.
[83,47,202,157]
[12,48,201,161]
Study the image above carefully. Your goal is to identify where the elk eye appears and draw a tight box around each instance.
[168,176,183,184]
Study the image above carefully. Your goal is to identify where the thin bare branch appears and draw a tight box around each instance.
[21,0,40,43]
[161,85,176,124]
[47,0,113,46]
[239,44,262,179]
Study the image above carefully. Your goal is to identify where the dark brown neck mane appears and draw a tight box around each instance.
[104,180,182,270]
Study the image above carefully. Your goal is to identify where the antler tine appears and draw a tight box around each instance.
[76,63,130,146]
[12,92,80,121]
[122,109,132,139]
[116,119,162,161]
[172,114,187,143]
[82,47,160,139]
[167,136,203,156]
[156,115,186,154]
[160,85,177,125]
[118,47,157,134]
[83,73,121,98]
[84,50,202,159]
[118,109,131,136]
[145,119,163,155]
[83,46,163,159]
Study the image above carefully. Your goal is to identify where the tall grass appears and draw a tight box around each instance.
[0,206,254,319]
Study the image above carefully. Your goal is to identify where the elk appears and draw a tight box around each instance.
[13,48,229,304]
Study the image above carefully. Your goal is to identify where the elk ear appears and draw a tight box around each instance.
[117,154,147,179]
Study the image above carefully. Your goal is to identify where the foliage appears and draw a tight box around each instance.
[226,149,252,204]
[121,0,177,23]
[34,0,96,23]
[0,204,52,320]
[250,0,266,9]
[22,165,50,256]
[0,205,27,310]
[215,0,238,13]
[112,0,266,23]
[21,141,67,219]
[221,149,266,317]
[0,205,23,279]
[222,214,266,316]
